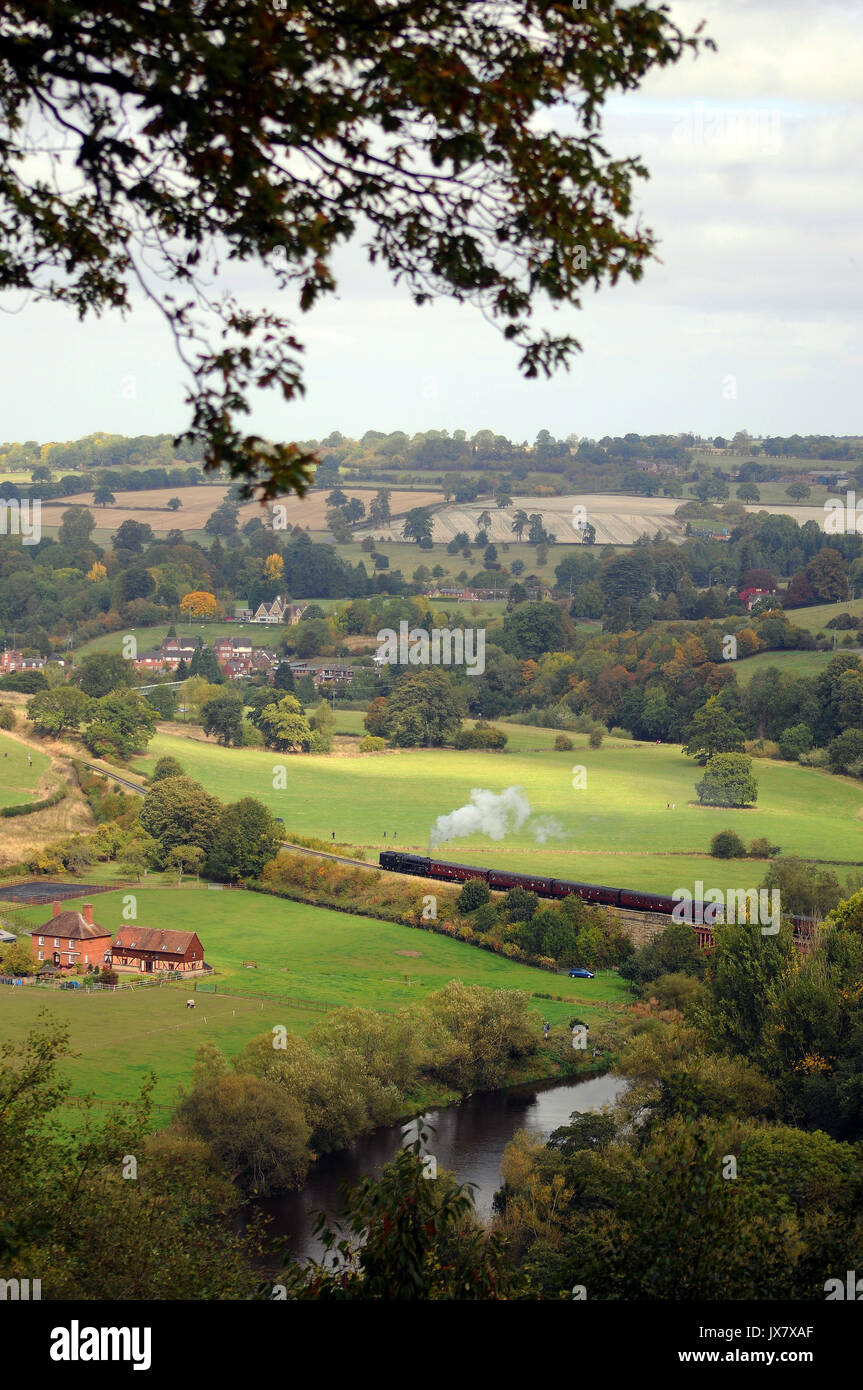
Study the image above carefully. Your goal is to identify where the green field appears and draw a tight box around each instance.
[1,885,624,1107]
[75,621,283,659]
[733,648,846,685]
[131,728,863,893]
[785,598,863,634]
[0,732,51,807]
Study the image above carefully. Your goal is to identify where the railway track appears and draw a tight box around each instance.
[78,765,817,950]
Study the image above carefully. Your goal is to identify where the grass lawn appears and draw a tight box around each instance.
[0,731,51,807]
[131,730,863,893]
[786,598,863,634]
[333,539,574,586]
[1,885,626,1107]
[75,622,285,658]
[733,648,847,685]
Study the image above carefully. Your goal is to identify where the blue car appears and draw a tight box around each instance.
[569,967,595,979]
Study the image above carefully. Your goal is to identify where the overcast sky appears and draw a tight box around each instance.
[1,0,861,448]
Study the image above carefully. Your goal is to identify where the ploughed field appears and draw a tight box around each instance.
[39,485,444,535]
[131,726,863,895]
[0,886,624,1108]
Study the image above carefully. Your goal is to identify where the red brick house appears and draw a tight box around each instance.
[30,902,113,971]
[111,927,205,974]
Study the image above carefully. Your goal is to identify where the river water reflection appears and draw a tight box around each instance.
[259,1071,628,1263]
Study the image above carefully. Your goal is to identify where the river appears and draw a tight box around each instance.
[257,1071,628,1263]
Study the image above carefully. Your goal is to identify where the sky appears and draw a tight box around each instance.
[0,0,861,448]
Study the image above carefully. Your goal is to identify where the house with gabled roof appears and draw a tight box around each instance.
[29,902,113,971]
[111,926,205,974]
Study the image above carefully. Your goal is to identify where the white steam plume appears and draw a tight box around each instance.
[429,786,564,849]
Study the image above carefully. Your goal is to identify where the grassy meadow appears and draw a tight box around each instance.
[0,732,51,807]
[130,726,863,893]
[1,884,624,1107]
[733,648,845,685]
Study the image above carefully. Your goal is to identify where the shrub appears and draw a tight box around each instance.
[710,829,747,859]
[0,786,67,819]
[151,755,185,783]
[798,748,829,769]
[0,705,16,730]
[749,836,780,859]
[554,733,574,751]
[828,729,863,775]
[457,878,491,912]
[359,734,387,753]
[777,723,813,761]
[588,726,604,749]
[453,721,508,750]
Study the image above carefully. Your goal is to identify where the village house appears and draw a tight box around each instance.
[29,902,113,971]
[287,658,360,687]
[248,597,307,624]
[213,638,277,679]
[738,586,773,610]
[111,926,206,974]
[135,648,170,672]
[0,648,47,673]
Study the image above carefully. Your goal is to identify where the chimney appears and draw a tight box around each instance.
[82,904,94,925]
[52,900,60,917]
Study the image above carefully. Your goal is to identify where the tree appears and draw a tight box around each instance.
[273,662,296,692]
[201,692,245,747]
[777,723,813,761]
[72,652,134,698]
[180,590,218,622]
[458,879,491,912]
[172,1072,310,1197]
[696,753,758,808]
[0,4,711,498]
[827,728,863,776]
[167,496,183,511]
[167,844,205,884]
[805,548,849,602]
[786,480,811,501]
[0,938,36,976]
[281,1137,515,1299]
[264,553,285,583]
[402,507,434,545]
[737,482,761,503]
[58,505,95,548]
[784,571,815,608]
[386,670,463,747]
[500,602,573,661]
[683,698,746,764]
[92,484,116,506]
[364,696,389,738]
[0,1021,261,1298]
[205,798,282,882]
[253,695,313,752]
[28,686,92,737]
[511,509,529,542]
[144,684,176,720]
[710,829,746,859]
[86,561,106,583]
[151,755,185,783]
[112,519,153,554]
[368,489,392,527]
[82,689,158,759]
[762,856,842,919]
[139,776,221,863]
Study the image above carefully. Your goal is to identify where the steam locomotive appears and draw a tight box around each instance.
[378,850,816,944]
[378,850,685,915]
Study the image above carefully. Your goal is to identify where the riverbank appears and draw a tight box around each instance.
[254,1070,629,1267]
